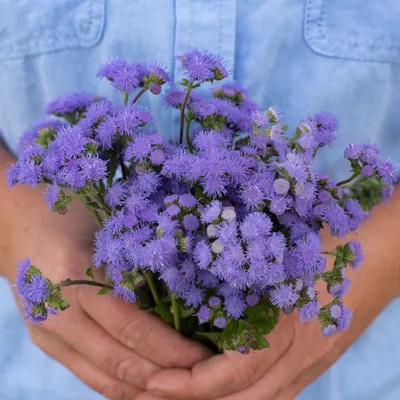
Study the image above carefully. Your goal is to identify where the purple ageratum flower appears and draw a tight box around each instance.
[166,204,181,217]
[179,193,198,208]
[240,185,265,209]
[162,151,194,179]
[348,240,364,269]
[282,153,308,182]
[200,200,222,223]
[270,284,299,308]
[299,300,320,322]
[95,117,118,149]
[136,171,161,195]
[16,258,33,299]
[381,185,394,203]
[266,232,286,263]
[197,305,211,323]
[213,82,248,101]
[97,58,127,79]
[329,279,351,297]
[177,48,228,82]
[250,133,269,150]
[193,130,230,151]
[79,157,108,182]
[163,88,203,108]
[194,240,213,269]
[113,284,137,303]
[114,105,152,136]
[344,142,362,160]
[147,63,170,84]
[209,296,221,307]
[246,294,260,306]
[124,134,153,162]
[45,92,97,115]
[157,213,178,234]
[44,184,61,208]
[183,214,200,231]
[361,164,374,177]
[273,178,290,195]
[295,181,316,201]
[306,286,316,300]
[105,182,127,207]
[322,324,337,337]
[240,212,273,241]
[330,304,342,319]
[142,236,177,272]
[267,105,282,123]
[338,305,352,331]
[321,203,349,237]
[150,149,166,165]
[375,159,398,184]
[191,98,240,123]
[252,110,269,127]
[360,144,380,164]
[224,294,246,319]
[318,190,331,203]
[293,233,323,274]
[26,274,51,304]
[313,111,338,146]
[345,198,365,230]
[56,125,88,159]
[214,317,228,329]
[270,195,289,215]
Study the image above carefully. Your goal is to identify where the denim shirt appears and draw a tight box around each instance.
[0,1,399,399]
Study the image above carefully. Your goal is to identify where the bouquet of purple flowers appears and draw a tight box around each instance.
[7,49,397,354]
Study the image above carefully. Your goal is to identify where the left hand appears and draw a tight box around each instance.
[139,216,400,400]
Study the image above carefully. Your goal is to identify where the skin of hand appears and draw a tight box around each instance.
[0,147,211,400]
[141,190,400,400]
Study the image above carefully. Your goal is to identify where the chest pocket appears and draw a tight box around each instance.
[304,0,400,63]
[0,0,105,61]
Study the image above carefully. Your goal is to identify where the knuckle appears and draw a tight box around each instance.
[98,381,132,400]
[118,319,150,352]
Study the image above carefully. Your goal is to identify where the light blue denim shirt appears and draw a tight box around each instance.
[0,1,399,399]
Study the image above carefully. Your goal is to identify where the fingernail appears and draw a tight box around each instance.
[152,390,166,397]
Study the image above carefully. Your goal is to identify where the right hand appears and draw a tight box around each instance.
[3,186,210,400]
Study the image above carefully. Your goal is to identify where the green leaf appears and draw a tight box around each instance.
[154,300,173,324]
[85,268,95,282]
[245,297,280,336]
[98,286,110,295]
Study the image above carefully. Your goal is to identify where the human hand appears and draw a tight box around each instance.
[3,186,210,400]
[143,215,400,400]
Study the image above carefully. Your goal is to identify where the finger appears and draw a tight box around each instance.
[32,328,141,400]
[47,308,161,389]
[79,285,212,368]
[147,315,295,400]
[136,393,173,400]
[147,349,279,400]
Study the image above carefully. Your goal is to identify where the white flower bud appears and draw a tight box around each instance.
[207,224,217,238]
[221,207,237,221]
[211,241,224,254]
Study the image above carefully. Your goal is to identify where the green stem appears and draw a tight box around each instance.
[337,172,359,187]
[171,293,181,332]
[55,279,112,290]
[82,197,103,227]
[123,91,129,105]
[323,251,337,256]
[132,88,147,104]
[185,117,193,151]
[179,82,194,144]
[141,269,159,305]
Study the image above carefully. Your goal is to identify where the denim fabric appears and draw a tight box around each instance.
[0,1,399,399]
